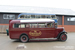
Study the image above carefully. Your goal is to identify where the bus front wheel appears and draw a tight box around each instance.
[20,35,29,43]
[59,34,67,41]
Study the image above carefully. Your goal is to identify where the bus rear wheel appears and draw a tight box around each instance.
[20,35,28,43]
[59,34,67,41]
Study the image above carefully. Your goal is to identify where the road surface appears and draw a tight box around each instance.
[0,32,75,50]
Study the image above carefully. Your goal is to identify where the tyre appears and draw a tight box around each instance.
[20,35,29,43]
[59,34,67,41]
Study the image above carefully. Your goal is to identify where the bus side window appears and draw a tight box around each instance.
[26,24,30,28]
[38,23,46,28]
[20,15,24,18]
[51,15,55,19]
[46,15,51,18]
[31,15,35,18]
[30,23,38,28]
[41,15,46,18]
[13,23,20,28]
[20,24,26,28]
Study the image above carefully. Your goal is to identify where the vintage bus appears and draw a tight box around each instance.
[9,19,67,42]
[17,13,58,23]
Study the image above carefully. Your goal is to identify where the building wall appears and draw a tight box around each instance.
[58,15,75,32]
[56,16,62,25]
[0,13,20,33]
[58,25,75,32]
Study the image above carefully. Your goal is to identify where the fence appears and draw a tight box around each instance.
[0,25,9,34]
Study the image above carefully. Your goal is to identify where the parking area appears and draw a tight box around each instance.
[0,32,75,50]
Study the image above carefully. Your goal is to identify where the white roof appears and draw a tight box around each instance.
[20,19,54,23]
[0,5,75,15]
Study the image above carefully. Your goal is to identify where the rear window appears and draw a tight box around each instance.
[13,23,20,28]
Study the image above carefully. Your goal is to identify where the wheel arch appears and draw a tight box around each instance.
[56,31,67,39]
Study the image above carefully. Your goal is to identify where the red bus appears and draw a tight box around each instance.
[9,19,67,42]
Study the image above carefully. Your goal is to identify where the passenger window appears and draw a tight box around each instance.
[38,23,46,28]
[20,15,24,18]
[36,15,40,18]
[27,15,30,18]
[26,24,30,28]
[31,15,35,18]
[51,15,55,18]
[20,24,30,28]
[46,15,51,18]
[41,15,46,18]
[30,23,38,28]
[13,23,20,28]
[25,15,30,18]
[20,24,25,28]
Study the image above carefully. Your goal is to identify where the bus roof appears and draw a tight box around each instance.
[20,19,54,23]
[18,13,55,18]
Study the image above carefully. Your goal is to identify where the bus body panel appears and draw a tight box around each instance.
[9,19,64,40]
[9,28,57,39]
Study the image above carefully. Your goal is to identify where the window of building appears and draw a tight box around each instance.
[67,17,75,21]
[3,14,15,19]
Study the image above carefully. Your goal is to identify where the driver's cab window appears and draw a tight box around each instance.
[55,23,57,28]
[47,23,54,28]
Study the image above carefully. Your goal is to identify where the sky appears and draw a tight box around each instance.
[0,0,75,11]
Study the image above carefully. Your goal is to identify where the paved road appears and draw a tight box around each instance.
[0,32,75,50]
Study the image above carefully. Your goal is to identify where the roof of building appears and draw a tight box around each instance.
[0,5,75,15]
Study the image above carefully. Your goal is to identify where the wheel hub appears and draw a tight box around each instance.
[23,38,26,40]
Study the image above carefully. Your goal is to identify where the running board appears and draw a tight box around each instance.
[30,38,57,40]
